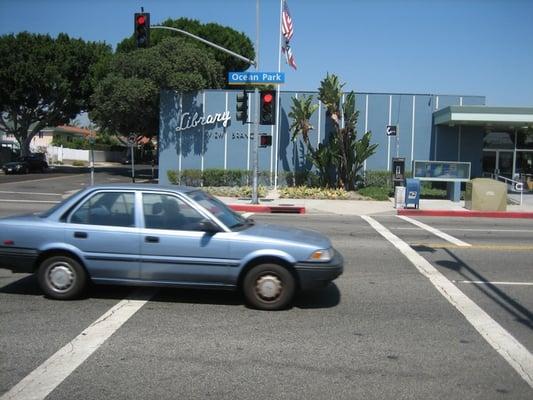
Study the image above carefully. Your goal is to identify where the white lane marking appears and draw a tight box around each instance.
[242,212,255,219]
[362,215,533,388]
[0,191,62,196]
[0,173,87,185]
[0,199,60,204]
[393,227,533,234]
[454,281,533,286]
[397,215,471,247]
[1,289,157,400]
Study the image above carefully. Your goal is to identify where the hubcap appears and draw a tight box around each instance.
[255,274,282,301]
[48,263,75,292]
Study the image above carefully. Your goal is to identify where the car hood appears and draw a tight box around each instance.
[239,223,331,249]
[3,161,23,167]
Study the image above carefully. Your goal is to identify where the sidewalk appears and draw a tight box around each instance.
[220,195,533,218]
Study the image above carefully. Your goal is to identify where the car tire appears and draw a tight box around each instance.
[243,263,296,310]
[38,255,88,300]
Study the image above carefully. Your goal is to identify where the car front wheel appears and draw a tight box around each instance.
[243,263,296,310]
[38,255,88,300]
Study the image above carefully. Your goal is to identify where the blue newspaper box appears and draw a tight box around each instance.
[405,179,420,209]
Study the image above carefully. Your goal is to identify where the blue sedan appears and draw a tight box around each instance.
[0,185,343,310]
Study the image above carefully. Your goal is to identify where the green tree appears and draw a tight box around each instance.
[289,73,378,190]
[90,37,225,137]
[0,32,111,156]
[288,95,332,187]
[117,18,254,79]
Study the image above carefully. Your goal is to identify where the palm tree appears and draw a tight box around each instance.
[288,95,318,145]
[289,73,378,190]
[288,95,333,187]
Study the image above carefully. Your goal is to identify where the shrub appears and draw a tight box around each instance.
[202,186,267,198]
[279,186,350,200]
[363,170,390,188]
[72,160,87,167]
[357,186,391,201]
[166,169,270,187]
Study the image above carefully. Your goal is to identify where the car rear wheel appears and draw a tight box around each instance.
[38,255,87,300]
[243,263,296,310]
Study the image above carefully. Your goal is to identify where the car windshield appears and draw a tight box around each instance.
[187,190,249,229]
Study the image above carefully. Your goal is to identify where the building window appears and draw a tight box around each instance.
[483,131,515,149]
[516,131,533,150]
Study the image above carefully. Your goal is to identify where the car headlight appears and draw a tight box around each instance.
[307,248,334,262]
[15,165,22,169]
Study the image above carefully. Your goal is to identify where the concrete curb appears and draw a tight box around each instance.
[398,209,533,219]
[228,204,306,214]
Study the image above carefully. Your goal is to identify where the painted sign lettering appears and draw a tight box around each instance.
[176,111,231,132]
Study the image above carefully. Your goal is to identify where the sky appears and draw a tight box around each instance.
[1,0,533,107]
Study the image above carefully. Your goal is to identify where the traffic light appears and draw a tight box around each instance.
[260,90,276,125]
[236,91,248,124]
[134,13,150,48]
[259,135,272,147]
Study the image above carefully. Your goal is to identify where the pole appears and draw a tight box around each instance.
[150,26,256,67]
[251,0,260,204]
[274,0,283,190]
[90,143,94,186]
[130,141,135,183]
[396,125,400,158]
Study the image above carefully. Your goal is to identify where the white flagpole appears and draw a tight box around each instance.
[274,0,283,190]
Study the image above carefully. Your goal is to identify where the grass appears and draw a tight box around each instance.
[356,186,391,201]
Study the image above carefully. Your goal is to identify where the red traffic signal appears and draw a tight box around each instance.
[134,13,150,48]
[260,90,276,125]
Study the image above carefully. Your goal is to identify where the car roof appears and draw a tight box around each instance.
[82,184,198,194]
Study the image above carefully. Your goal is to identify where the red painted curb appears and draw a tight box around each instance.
[229,204,306,214]
[397,209,533,219]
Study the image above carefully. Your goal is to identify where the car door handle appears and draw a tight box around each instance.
[74,231,88,239]
[145,236,159,243]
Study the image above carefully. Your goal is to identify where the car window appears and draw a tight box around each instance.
[70,192,135,227]
[188,190,246,229]
[143,193,205,231]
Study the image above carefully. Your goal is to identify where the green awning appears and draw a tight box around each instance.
[434,106,533,128]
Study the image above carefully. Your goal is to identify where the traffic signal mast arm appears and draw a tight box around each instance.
[150,25,256,67]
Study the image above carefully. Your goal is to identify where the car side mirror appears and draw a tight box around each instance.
[199,218,221,233]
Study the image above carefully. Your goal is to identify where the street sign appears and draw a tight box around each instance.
[386,125,397,136]
[228,71,285,85]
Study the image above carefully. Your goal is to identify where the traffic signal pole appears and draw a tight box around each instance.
[251,0,260,204]
[150,26,256,67]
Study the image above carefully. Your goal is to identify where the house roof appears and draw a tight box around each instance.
[54,125,96,137]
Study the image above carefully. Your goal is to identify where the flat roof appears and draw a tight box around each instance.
[434,106,533,128]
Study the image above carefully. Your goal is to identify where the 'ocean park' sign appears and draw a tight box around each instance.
[228,71,285,85]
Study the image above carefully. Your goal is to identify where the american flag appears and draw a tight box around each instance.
[281,0,294,41]
[282,40,297,70]
[281,0,296,70]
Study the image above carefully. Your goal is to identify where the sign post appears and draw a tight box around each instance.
[89,136,95,186]
[128,134,136,183]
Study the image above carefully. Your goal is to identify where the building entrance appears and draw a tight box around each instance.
[482,150,514,179]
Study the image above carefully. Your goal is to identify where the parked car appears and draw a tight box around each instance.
[2,153,48,174]
[0,185,343,310]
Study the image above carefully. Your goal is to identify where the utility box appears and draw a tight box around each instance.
[465,178,507,211]
[394,186,406,209]
[405,178,420,209]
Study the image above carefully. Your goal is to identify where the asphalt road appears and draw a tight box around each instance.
[0,171,532,399]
